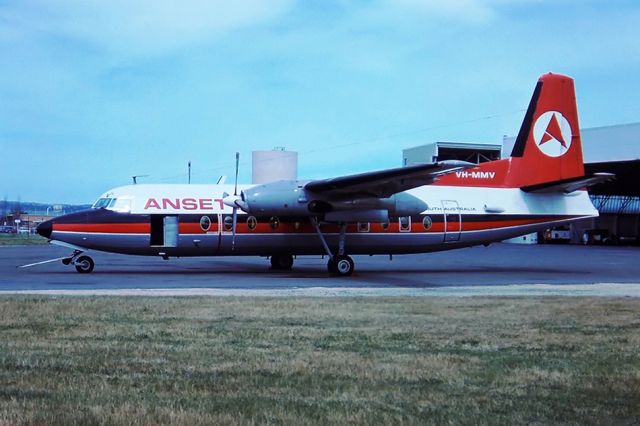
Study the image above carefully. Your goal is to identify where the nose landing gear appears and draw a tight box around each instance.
[73,255,95,273]
[63,250,95,274]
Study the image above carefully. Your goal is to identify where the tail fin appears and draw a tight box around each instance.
[432,73,586,189]
[506,73,584,187]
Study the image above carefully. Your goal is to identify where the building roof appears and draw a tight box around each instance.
[503,122,640,162]
[404,140,501,151]
[582,122,640,162]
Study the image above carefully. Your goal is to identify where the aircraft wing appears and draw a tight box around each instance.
[304,160,474,199]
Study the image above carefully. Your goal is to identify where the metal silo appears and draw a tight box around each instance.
[252,148,298,184]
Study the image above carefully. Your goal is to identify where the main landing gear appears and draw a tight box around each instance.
[327,255,355,276]
[269,220,355,276]
[311,218,355,277]
[62,250,95,274]
[270,253,294,270]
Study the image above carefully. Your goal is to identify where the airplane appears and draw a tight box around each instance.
[35,73,612,276]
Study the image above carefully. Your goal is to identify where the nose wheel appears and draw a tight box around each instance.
[62,250,95,273]
[74,255,95,274]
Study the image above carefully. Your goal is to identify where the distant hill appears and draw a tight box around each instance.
[0,200,91,216]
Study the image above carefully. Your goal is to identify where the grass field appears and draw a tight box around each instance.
[0,234,48,246]
[1,296,639,425]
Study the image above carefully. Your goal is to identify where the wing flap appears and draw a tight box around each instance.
[304,160,474,199]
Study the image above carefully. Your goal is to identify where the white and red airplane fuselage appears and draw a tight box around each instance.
[36,73,609,275]
[38,183,596,256]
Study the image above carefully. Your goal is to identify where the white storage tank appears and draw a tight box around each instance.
[252,148,298,184]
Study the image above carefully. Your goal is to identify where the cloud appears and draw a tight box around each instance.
[383,0,544,23]
[1,0,293,57]
[391,0,495,22]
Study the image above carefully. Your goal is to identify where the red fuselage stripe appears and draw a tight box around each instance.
[53,216,575,235]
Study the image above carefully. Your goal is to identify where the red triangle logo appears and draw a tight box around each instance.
[539,113,567,148]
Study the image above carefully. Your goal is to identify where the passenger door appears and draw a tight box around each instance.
[150,215,179,247]
[442,200,461,242]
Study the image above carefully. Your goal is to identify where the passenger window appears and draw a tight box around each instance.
[269,216,280,230]
[381,221,390,231]
[422,216,433,231]
[200,216,212,232]
[357,222,370,233]
[399,216,411,232]
[223,216,233,231]
[247,216,257,231]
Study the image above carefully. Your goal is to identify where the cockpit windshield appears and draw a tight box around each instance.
[92,198,112,209]
[92,197,132,213]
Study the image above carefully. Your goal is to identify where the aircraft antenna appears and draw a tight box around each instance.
[234,152,239,196]
[132,175,149,184]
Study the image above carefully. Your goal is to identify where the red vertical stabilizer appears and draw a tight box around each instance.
[436,73,585,188]
[505,73,584,187]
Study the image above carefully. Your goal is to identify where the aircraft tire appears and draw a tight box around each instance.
[270,254,294,270]
[331,255,354,277]
[74,256,95,274]
[327,258,337,274]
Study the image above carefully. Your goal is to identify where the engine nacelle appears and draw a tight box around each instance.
[393,192,429,215]
[241,180,313,216]
[330,192,428,217]
[324,209,388,222]
[240,180,429,219]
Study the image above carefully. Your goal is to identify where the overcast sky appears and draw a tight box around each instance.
[1,0,639,204]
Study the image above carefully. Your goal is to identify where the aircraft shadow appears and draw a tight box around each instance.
[32,265,594,289]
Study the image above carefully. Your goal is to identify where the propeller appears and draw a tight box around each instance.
[222,153,249,251]
[232,152,239,250]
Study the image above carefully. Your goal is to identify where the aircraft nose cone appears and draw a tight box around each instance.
[36,220,53,239]
[222,194,247,212]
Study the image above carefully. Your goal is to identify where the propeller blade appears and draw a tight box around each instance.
[232,152,240,251]
[231,207,238,251]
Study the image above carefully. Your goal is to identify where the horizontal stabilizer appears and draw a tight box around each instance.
[520,173,614,194]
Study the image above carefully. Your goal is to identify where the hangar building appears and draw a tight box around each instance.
[403,141,501,166]
[403,122,640,244]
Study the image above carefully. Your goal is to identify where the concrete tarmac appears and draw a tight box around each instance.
[1,243,639,296]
